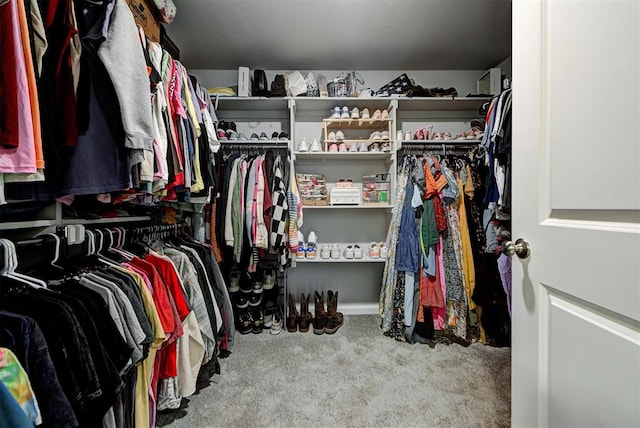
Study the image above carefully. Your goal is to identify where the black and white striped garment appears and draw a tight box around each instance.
[270,155,288,249]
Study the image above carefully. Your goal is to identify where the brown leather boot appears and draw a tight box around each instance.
[313,291,326,335]
[286,293,298,332]
[298,293,313,333]
[325,290,344,334]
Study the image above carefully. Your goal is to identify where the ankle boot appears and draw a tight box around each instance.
[286,293,299,332]
[313,291,326,335]
[325,290,344,334]
[299,293,313,333]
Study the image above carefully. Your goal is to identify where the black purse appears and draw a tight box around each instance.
[253,69,270,96]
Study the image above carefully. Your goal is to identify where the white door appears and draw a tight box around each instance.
[512,0,640,427]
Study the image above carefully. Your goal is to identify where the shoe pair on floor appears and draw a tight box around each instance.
[287,291,343,335]
[237,307,283,335]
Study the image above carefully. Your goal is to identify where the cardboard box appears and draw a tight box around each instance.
[127,0,161,43]
[237,67,251,97]
[362,173,390,204]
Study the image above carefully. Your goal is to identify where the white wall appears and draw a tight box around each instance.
[191,69,487,97]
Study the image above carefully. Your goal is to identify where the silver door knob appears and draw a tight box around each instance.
[501,238,531,259]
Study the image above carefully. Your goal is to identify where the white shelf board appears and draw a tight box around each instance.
[296,242,388,263]
[396,97,491,111]
[296,256,386,263]
[302,203,392,209]
[61,216,151,225]
[293,97,395,112]
[209,96,289,111]
[0,220,58,230]
[294,151,393,161]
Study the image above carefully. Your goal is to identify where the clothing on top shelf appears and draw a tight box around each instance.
[2,0,220,205]
[0,230,231,428]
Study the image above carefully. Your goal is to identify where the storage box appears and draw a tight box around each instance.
[297,173,328,206]
[362,174,390,204]
[127,0,161,43]
[237,67,251,97]
[330,188,361,205]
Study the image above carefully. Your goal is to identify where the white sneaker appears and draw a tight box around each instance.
[320,244,331,259]
[379,243,390,259]
[396,130,403,141]
[335,130,345,141]
[340,106,350,119]
[263,272,276,290]
[343,245,354,259]
[309,138,322,152]
[327,131,336,141]
[298,138,309,152]
[330,244,341,259]
[361,108,371,119]
[370,131,381,140]
[353,245,364,259]
[369,242,380,258]
[270,310,283,335]
[350,107,360,119]
[380,130,390,140]
[308,231,318,245]
[229,272,240,292]
[330,106,341,119]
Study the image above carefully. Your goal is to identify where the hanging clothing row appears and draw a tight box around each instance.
[0,224,233,428]
[213,146,301,273]
[380,127,511,347]
[1,0,220,205]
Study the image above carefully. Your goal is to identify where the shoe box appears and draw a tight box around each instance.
[362,174,390,204]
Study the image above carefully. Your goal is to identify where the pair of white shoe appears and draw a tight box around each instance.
[369,242,389,259]
[298,138,321,152]
[297,231,318,259]
[318,243,364,260]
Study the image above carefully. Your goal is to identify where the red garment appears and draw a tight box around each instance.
[145,253,191,321]
[421,266,445,308]
[433,195,447,232]
[0,4,20,148]
[42,0,78,147]
[129,257,183,378]
[129,257,178,340]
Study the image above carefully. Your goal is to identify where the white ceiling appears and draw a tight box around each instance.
[168,0,512,71]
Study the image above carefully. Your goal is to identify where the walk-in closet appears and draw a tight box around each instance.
[1,1,638,427]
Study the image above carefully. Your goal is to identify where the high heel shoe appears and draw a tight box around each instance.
[299,293,313,333]
[286,293,299,332]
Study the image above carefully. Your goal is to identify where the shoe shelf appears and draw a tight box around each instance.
[322,118,392,129]
[396,96,492,111]
[210,96,289,111]
[296,256,386,263]
[292,97,395,113]
[293,151,393,161]
[302,203,392,209]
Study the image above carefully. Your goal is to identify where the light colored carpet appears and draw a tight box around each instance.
[157,315,511,428]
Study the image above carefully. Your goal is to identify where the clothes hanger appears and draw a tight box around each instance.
[0,240,47,289]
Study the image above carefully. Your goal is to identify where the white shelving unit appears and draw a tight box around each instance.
[213,95,489,315]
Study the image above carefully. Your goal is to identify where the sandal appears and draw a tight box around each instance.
[413,125,433,140]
